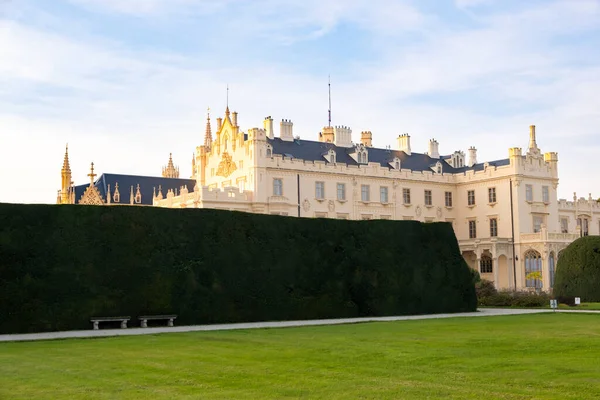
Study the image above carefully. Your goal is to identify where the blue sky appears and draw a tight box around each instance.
[1,0,599,203]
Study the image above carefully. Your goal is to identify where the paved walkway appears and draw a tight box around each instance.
[0,308,570,343]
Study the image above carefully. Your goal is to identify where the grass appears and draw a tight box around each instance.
[559,302,600,310]
[2,313,600,399]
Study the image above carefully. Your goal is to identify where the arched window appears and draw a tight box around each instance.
[358,153,363,163]
[480,255,493,274]
[395,161,400,169]
[549,252,556,288]
[266,148,272,157]
[525,250,543,289]
[331,154,336,163]
[224,137,228,152]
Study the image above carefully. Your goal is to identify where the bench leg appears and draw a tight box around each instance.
[93,321,99,330]
[168,318,174,327]
[141,319,147,328]
[121,320,128,329]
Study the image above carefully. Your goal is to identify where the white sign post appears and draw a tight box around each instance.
[575,297,581,305]
[550,299,558,311]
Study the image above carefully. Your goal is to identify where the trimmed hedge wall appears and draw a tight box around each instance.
[0,203,476,334]
[553,236,600,302]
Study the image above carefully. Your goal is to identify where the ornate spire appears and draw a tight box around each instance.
[62,144,71,174]
[88,162,97,185]
[162,153,180,178]
[204,107,213,148]
[130,185,134,205]
[59,144,73,204]
[135,184,141,204]
[113,182,120,203]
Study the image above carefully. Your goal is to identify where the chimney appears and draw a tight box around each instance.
[360,131,372,147]
[428,139,439,159]
[321,126,334,143]
[280,119,294,142]
[397,133,411,155]
[216,117,223,132]
[232,111,238,127]
[529,125,538,151]
[468,146,477,167]
[264,116,274,139]
[334,126,353,148]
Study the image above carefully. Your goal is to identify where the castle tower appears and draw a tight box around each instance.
[58,144,73,204]
[162,153,180,178]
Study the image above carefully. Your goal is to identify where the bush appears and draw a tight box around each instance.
[475,279,497,299]
[0,204,477,334]
[553,236,600,302]
[478,290,550,307]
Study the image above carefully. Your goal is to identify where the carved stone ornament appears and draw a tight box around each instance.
[80,185,104,205]
[216,151,237,178]
[302,198,311,212]
[436,206,443,219]
[328,200,335,212]
[415,205,422,217]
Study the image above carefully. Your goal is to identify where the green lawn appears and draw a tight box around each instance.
[2,314,600,399]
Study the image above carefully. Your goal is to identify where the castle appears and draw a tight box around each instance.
[58,106,598,291]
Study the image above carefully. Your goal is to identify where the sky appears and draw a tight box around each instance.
[0,0,599,204]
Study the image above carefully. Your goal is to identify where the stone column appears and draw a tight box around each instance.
[493,257,498,288]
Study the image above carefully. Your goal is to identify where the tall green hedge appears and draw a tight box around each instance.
[553,236,600,302]
[0,203,476,334]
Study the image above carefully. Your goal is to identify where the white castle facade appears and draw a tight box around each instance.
[59,106,598,292]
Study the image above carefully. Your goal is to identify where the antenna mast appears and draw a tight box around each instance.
[328,75,332,127]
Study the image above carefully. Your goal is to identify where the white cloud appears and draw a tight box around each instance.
[0,0,599,204]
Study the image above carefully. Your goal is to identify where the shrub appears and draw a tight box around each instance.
[475,279,497,299]
[553,236,600,302]
[478,290,550,308]
[0,204,477,334]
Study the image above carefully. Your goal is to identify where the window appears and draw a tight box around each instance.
[424,190,432,206]
[560,218,568,233]
[380,186,389,203]
[337,183,346,201]
[542,186,549,203]
[361,185,370,202]
[395,161,400,169]
[273,178,282,196]
[331,154,336,163]
[533,215,544,233]
[480,255,493,274]
[468,190,475,206]
[488,187,497,203]
[490,218,498,237]
[436,163,442,174]
[445,192,453,207]
[580,218,589,236]
[526,184,533,202]
[403,188,411,204]
[469,220,477,239]
[266,148,272,157]
[525,250,543,289]
[549,252,556,288]
[315,181,325,199]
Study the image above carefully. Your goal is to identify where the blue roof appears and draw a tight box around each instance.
[268,137,509,174]
[73,174,196,205]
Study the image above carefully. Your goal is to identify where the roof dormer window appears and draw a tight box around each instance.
[266,144,273,158]
[389,157,401,170]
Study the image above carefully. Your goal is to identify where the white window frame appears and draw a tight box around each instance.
[403,188,411,205]
[468,190,475,206]
[445,191,452,207]
[273,178,283,196]
[488,187,497,204]
[337,183,346,201]
[315,181,325,199]
[380,186,389,204]
[526,184,533,202]
[424,190,432,206]
[361,185,370,202]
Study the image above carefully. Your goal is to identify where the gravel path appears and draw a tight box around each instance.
[0,308,568,343]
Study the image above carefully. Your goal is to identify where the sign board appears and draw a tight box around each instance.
[575,297,581,305]
[550,299,558,309]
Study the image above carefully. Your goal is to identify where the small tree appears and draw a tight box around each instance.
[526,271,543,293]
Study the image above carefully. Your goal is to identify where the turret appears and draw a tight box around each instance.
[468,146,477,167]
[321,126,335,143]
[280,119,294,142]
[264,116,274,139]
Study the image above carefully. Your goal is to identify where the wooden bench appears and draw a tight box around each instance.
[138,315,178,328]
[90,316,131,330]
